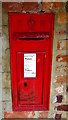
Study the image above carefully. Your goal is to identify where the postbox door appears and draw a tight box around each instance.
[9,13,54,111]
[17,52,45,105]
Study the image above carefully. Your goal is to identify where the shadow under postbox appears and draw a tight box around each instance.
[8,13,54,111]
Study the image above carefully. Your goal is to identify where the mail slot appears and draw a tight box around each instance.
[9,13,54,111]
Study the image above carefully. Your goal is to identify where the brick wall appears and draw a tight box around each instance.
[0,1,68,119]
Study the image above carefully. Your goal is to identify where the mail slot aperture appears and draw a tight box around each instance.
[9,13,54,111]
[12,32,50,40]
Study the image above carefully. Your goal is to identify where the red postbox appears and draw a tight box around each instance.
[9,13,54,111]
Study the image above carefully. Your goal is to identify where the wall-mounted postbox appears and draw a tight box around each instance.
[9,13,54,111]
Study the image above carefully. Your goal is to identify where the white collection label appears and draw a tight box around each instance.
[24,54,36,78]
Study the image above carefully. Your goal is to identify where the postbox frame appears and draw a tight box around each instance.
[9,13,54,111]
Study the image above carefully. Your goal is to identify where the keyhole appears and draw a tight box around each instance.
[24,82,27,87]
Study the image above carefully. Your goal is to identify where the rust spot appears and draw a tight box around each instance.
[19,91,39,102]
[21,96,38,101]
[18,92,20,100]
[30,91,34,95]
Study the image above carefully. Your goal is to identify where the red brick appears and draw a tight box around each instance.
[56,64,68,74]
[53,2,63,11]
[66,86,68,92]
[58,12,68,24]
[56,105,68,111]
[57,95,63,103]
[38,111,48,118]
[57,30,65,35]
[55,114,61,119]
[66,1,68,12]
[2,2,23,12]
[4,111,34,118]
[57,40,68,50]
[56,76,68,83]
[23,2,40,11]
[57,30,67,35]
[56,54,68,62]
[4,111,48,118]
[42,2,63,11]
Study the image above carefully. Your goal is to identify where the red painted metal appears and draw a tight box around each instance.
[8,13,54,111]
